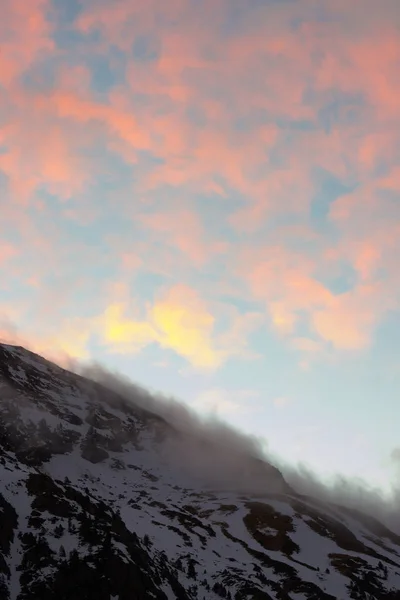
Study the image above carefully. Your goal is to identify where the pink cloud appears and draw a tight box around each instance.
[0,0,53,86]
[4,0,393,226]
[0,243,18,265]
[0,0,399,367]
[235,229,398,352]
[0,315,92,366]
[48,91,151,156]
[138,209,227,267]
[0,120,87,202]
[311,284,383,351]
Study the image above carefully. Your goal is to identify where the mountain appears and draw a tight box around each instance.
[1,343,400,600]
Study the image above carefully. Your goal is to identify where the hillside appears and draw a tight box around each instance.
[1,343,400,600]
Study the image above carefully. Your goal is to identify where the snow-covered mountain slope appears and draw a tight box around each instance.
[1,343,400,600]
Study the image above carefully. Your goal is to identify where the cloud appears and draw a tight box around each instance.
[0,315,91,366]
[390,448,400,463]
[97,285,258,369]
[311,286,379,350]
[0,0,53,87]
[291,338,322,354]
[0,1,398,544]
[138,209,227,267]
[0,0,399,376]
[72,359,286,494]
[192,387,260,418]
[0,243,18,265]
[234,221,399,352]
[273,396,290,410]
[69,359,400,532]
[0,117,87,202]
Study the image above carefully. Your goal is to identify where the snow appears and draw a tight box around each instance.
[1,464,33,600]
[2,345,400,600]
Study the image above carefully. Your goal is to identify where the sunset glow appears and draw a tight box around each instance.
[1,0,399,489]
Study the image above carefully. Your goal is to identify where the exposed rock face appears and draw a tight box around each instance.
[1,343,400,600]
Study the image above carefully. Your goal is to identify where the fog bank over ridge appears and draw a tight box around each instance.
[71,359,400,534]
[0,334,398,533]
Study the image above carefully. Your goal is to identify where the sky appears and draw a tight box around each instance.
[0,0,399,492]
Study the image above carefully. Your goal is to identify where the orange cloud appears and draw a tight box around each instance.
[151,287,221,368]
[101,304,157,349]
[269,303,297,335]
[97,285,260,369]
[0,314,92,366]
[98,285,224,368]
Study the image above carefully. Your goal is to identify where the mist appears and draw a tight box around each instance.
[71,359,400,534]
[74,361,291,495]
